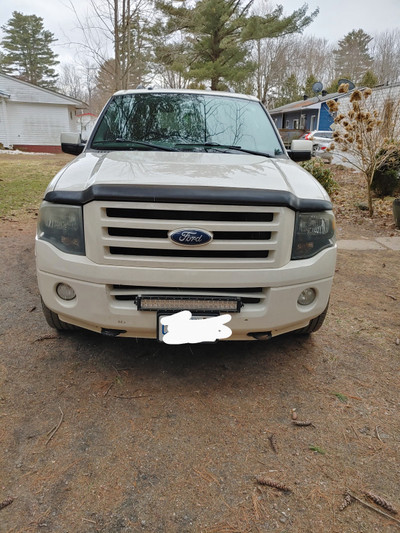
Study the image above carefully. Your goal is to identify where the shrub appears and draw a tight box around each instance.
[300,157,339,196]
[371,169,399,197]
[371,149,400,197]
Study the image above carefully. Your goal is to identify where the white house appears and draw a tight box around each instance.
[0,73,87,152]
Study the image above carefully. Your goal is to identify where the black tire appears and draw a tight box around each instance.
[294,301,329,335]
[41,298,78,331]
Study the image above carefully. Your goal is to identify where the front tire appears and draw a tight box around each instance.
[294,301,329,335]
[41,298,78,331]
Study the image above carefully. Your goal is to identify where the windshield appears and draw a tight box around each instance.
[90,92,284,156]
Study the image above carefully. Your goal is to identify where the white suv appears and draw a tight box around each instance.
[36,89,336,343]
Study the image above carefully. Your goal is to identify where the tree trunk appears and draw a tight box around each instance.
[256,40,261,100]
[126,0,131,89]
[211,77,219,91]
[114,0,121,92]
[367,177,374,217]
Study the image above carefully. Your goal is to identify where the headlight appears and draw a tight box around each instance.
[291,211,335,260]
[37,202,85,255]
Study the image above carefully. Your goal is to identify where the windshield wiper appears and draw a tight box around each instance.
[92,139,178,152]
[175,142,273,157]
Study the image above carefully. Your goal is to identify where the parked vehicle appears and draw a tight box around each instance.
[36,89,336,343]
[303,130,333,144]
[300,131,333,162]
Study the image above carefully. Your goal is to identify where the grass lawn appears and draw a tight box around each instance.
[0,153,73,218]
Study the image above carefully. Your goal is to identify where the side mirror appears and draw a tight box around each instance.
[288,139,313,162]
[60,132,86,155]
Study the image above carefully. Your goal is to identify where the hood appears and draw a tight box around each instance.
[46,150,330,203]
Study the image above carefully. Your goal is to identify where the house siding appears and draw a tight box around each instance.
[338,84,400,116]
[0,73,85,150]
[0,97,11,147]
[2,102,79,151]
[318,103,334,130]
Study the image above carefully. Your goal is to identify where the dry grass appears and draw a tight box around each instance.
[0,153,73,219]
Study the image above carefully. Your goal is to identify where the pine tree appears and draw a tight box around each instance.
[360,70,378,88]
[303,74,319,97]
[325,79,340,94]
[334,29,373,84]
[152,0,318,90]
[1,11,59,89]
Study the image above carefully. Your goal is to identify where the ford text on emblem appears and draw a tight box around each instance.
[169,228,213,246]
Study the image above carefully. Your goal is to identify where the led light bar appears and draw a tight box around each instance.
[136,296,241,312]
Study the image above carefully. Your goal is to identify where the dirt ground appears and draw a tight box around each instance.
[1,163,400,532]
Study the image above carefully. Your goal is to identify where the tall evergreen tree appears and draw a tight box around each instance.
[152,0,318,90]
[303,74,319,97]
[333,29,373,84]
[1,11,59,89]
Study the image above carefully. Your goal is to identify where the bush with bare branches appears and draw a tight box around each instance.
[327,86,400,216]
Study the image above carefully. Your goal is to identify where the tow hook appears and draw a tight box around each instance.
[248,331,272,341]
[101,328,127,337]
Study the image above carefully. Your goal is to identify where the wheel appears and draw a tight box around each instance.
[294,301,329,335]
[41,298,78,331]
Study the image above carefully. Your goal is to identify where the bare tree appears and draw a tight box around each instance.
[57,59,97,108]
[291,35,335,90]
[247,1,335,105]
[371,29,400,84]
[254,36,290,105]
[66,0,151,92]
[253,34,335,107]
[58,63,85,100]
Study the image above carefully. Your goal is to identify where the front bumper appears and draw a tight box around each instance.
[36,240,336,340]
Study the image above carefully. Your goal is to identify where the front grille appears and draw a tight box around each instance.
[84,200,293,269]
[108,227,271,240]
[106,207,274,222]
[109,247,269,258]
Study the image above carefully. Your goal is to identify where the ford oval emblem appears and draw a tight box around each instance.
[169,228,213,246]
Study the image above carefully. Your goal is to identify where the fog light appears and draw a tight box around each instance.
[56,283,76,301]
[297,288,316,306]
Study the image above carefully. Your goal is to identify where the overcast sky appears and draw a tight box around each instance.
[1,0,400,65]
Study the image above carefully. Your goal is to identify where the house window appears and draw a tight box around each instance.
[300,114,306,129]
[310,115,316,130]
[293,119,299,129]
[285,120,290,129]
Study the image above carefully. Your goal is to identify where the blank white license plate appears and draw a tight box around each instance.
[158,313,217,343]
